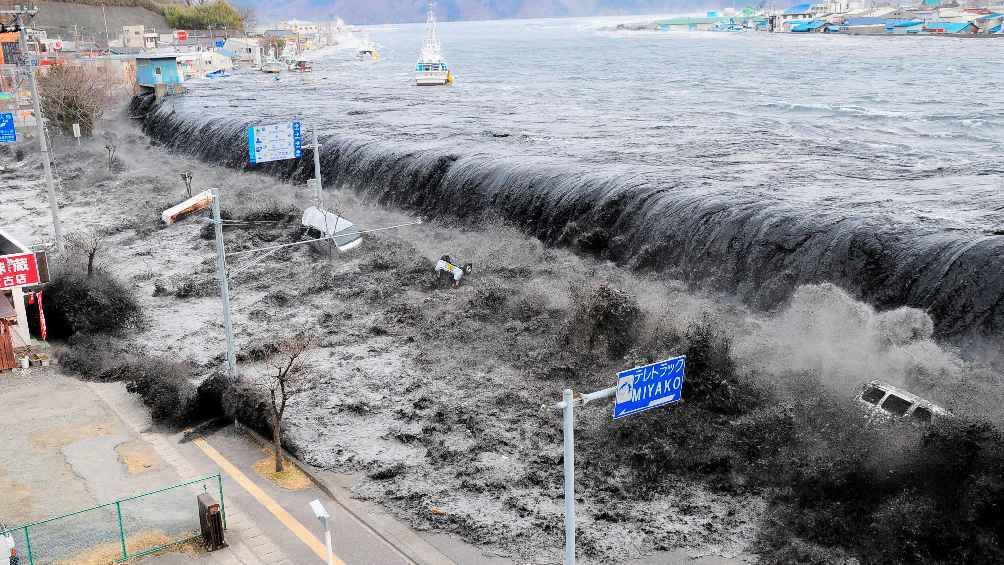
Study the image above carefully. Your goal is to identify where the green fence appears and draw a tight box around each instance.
[0,474,224,564]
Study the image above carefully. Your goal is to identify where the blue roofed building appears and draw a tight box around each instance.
[135,54,184,88]
[921,21,978,34]
[782,3,815,21]
[789,19,827,32]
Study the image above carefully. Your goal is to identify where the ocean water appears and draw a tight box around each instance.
[142,18,1004,338]
[184,19,1004,230]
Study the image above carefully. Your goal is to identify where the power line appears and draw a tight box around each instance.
[224,220,423,258]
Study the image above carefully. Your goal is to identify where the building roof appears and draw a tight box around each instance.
[135,53,184,60]
[784,3,814,15]
[925,21,975,32]
[887,20,925,28]
[843,17,888,26]
[791,19,826,31]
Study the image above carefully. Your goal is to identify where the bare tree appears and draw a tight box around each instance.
[37,64,120,137]
[256,334,317,472]
[65,229,104,277]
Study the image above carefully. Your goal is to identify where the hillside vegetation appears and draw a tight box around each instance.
[161,0,243,30]
[38,0,244,30]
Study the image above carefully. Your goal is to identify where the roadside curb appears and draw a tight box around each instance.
[233,420,456,565]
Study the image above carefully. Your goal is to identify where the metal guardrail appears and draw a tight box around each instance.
[0,474,224,564]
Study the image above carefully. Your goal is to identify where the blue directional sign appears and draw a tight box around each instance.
[215,39,226,49]
[0,113,15,143]
[613,355,685,419]
[247,121,302,164]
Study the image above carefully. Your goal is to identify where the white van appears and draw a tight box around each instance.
[857,380,950,424]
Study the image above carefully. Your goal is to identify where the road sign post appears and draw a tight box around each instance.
[548,356,686,565]
[562,389,575,565]
[210,189,238,383]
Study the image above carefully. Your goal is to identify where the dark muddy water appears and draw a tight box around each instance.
[138,17,1004,339]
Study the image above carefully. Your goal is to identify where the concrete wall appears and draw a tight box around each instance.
[33,2,170,46]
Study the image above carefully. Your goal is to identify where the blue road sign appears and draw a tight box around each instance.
[0,113,16,143]
[215,39,226,49]
[247,121,302,164]
[613,355,685,419]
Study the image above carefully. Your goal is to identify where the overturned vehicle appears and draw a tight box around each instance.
[857,380,951,424]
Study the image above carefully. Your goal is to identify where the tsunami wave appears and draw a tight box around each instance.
[134,94,1004,342]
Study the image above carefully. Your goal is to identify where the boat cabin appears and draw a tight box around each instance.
[416,62,448,72]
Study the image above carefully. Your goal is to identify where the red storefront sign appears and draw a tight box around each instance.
[0,252,39,290]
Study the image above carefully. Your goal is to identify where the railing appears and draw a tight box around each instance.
[0,474,224,564]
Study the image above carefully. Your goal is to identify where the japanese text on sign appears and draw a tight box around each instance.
[0,112,16,143]
[0,252,40,290]
[613,355,686,419]
[247,121,302,164]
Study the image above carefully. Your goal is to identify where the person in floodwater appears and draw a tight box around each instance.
[435,255,472,288]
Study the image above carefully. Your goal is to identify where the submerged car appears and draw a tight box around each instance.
[857,380,950,424]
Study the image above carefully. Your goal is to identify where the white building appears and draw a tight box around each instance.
[223,38,263,67]
[123,25,158,49]
[276,19,319,35]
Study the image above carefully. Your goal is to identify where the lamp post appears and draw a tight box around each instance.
[309,499,334,565]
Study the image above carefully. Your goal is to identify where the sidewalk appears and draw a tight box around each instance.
[88,381,456,565]
[85,381,299,565]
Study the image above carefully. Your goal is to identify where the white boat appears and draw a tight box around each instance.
[415,2,452,86]
[261,57,282,73]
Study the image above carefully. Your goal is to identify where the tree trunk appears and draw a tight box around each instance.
[87,252,95,277]
[273,411,284,473]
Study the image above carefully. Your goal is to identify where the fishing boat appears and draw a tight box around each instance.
[415,2,452,86]
[357,34,381,60]
[291,58,314,72]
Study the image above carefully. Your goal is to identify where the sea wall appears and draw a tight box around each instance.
[135,94,1004,342]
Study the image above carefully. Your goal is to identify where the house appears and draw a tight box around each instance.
[135,53,183,88]
[838,16,891,33]
[782,3,816,22]
[789,19,828,32]
[886,20,926,34]
[123,25,158,50]
[921,21,978,34]
[223,38,262,67]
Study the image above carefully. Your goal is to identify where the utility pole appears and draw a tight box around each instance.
[101,4,109,47]
[211,189,238,383]
[3,6,65,253]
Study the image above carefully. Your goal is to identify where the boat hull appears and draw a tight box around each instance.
[416,71,450,86]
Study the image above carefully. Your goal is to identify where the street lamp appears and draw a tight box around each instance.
[309,499,334,565]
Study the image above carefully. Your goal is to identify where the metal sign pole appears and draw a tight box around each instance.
[311,126,323,209]
[211,189,238,383]
[562,388,576,565]
[549,385,616,565]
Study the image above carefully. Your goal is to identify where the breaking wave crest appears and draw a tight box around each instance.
[135,94,1004,342]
